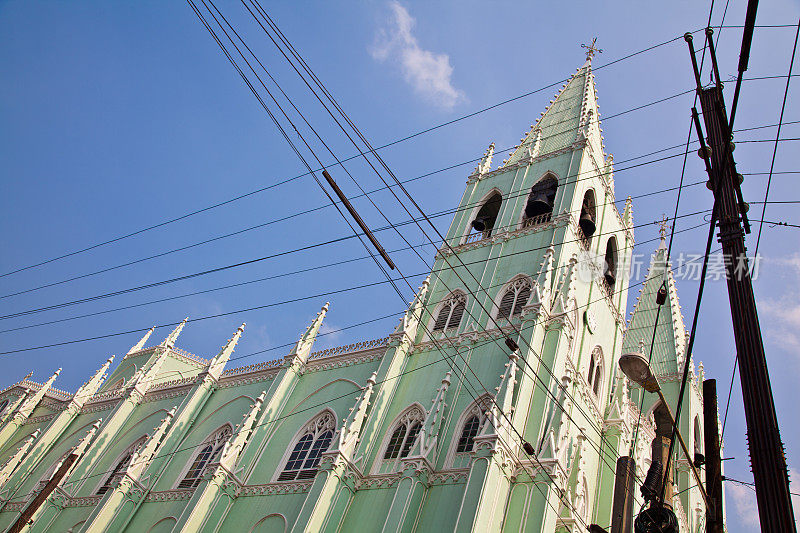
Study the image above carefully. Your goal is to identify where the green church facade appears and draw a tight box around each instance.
[0,57,718,532]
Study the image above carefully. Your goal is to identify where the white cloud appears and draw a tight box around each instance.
[370,2,466,109]
[759,254,800,358]
[728,482,760,530]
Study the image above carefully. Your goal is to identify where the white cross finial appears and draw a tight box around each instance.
[581,38,603,61]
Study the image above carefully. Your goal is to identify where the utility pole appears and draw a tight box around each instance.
[703,380,724,533]
[610,456,636,533]
[685,30,797,532]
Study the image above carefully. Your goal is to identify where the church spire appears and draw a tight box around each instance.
[127,327,155,355]
[288,303,328,365]
[622,238,687,376]
[0,429,39,488]
[160,318,188,349]
[503,50,602,168]
[73,356,114,404]
[208,323,246,379]
[219,391,266,470]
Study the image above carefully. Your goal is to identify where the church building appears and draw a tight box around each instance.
[0,54,717,532]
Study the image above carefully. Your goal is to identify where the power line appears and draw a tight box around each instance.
[5,27,792,279]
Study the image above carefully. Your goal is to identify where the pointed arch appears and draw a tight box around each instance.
[522,173,558,227]
[578,188,597,244]
[494,275,533,320]
[693,416,702,456]
[274,410,336,482]
[95,435,147,495]
[586,346,605,399]
[176,424,233,489]
[604,236,618,290]
[147,517,178,533]
[462,188,504,243]
[446,395,493,468]
[430,290,467,333]
[375,403,426,473]
[250,514,288,533]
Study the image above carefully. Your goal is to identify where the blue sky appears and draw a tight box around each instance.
[1,1,798,529]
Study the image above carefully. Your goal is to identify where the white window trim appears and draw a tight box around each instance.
[428,291,467,337]
[272,410,337,483]
[444,396,492,469]
[372,404,426,474]
[492,275,534,321]
[173,424,232,489]
[92,435,147,495]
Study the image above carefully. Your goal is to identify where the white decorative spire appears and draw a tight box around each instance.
[73,356,114,405]
[127,327,155,355]
[208,323,246,379]
[128,408,175,478]
[160,318,188,349]
[410,371,451,458]
[623,196,634,229]
[483,351,518,440]
[475,142,494,174]
[395,278,429,335]
[338,372,377,457]
[0,429,40,488]
[72,418,102,459]
[15,368,61,421]
[551,254,578,316]
[529,246,555,312]
[289,303,329,365]
[219,391,266,469]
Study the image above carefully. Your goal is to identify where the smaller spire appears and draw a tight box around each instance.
[72,418,103,459]
[551,254,578,316]
[160,318,188,349]
[338,372,377,457]
[410,371,451,458]
[208,323,246,379]
[288,304,329,365]
[623,196,634,229]
[529,246,555,312]
[0,429,40,488]
[127,327,155,355]
[128,408,175,478]
[475,142,494,175]
[483,351,519,440]
[74,356,114,403]
[220,391,266,469]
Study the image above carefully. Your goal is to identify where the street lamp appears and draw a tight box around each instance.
[618,350,710,509]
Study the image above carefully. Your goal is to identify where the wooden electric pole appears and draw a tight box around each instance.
[703,380,724,533]
[685,30,797,532]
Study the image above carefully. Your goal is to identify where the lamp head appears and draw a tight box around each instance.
[619,351,660,392]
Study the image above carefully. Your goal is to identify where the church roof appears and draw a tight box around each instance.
[622,236,688,376]
[503,59,597,167]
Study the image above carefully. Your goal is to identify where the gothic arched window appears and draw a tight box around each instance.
[578,189,597,244]
[468,191,503,240]
[587,347,604,398]
[604,237,618,290]
[523,175,558,227]
[96,436,147,495]
[378,406,425,473]
[178,425,232,489]
[452,397,491,465]
[277,412,335,481]
[433,292,466,332]
[497,277,532,319]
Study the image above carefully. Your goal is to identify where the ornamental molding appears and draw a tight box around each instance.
[5,501,25,512]
[24,413,57,426]
[355,474,401,490]
[145,489,195,502]
[413,325,515,355]
[436,213,570,258]
[428,470,469,485]
[239,480,314,497]
[565,358,603,427]
[473,139,589,184]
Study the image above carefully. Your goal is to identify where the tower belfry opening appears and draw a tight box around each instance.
[524,175,557,221]
[470,191,502,236]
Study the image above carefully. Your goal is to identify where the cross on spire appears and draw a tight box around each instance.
[581,38,603,61]
[659,214,669,243]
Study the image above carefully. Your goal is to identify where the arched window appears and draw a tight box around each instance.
[96,436,147,495]
[433,292,466,332]
[277,412,335,481]
[694,416,703,456]
[110,378,125,390]
[604,237,618,289]
[587,347,604,398]
[524,175,558,226]
[468,191,502,239]
[497,277,532,319]
[178,425,232,489]
[0,399,8,415]
[579,189,597,244]
[378,406,425,472]
[451,397,492,468]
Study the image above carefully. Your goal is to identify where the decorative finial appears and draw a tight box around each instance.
[659,214,669,245]
[581,38,603,61]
